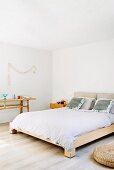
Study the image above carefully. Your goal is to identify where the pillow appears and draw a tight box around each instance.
[68,97,85,109]
[110,103,114,114]
[81,98,96,110]
[92,99,114,113]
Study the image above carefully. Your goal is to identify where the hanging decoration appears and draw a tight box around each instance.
[8,63,37,89]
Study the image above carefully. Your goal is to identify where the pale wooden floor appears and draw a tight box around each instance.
[0,123,113,170]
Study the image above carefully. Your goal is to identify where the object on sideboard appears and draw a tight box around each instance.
[17,96,20,99]
[14,94,16,99]
[57,100,67,106]
[3,93,8,100]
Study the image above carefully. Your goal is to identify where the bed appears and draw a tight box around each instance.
[10,92,114,158]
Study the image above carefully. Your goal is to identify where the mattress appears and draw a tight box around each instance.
[10,108,113,150]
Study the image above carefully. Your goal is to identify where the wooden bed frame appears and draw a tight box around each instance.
[10,92,114,158]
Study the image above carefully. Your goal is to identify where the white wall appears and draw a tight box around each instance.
[52,39,114,101]
[0,43,52,123]
[1,39,114,123]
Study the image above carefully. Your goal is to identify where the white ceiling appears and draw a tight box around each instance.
[0,0,114,51]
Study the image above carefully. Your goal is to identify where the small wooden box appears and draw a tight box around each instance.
[50,103,64,109]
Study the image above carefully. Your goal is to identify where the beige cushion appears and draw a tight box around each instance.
[93,144,114,168]
[81,98,96,110]
[97,93,114,100]
[74,92,97,99]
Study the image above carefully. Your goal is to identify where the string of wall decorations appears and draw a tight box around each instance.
[8,63,37,89]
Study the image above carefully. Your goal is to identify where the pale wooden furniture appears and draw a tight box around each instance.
[10,92,114,158]
[0,98,36,113]
[10,124,114,158]
[50,103,65,109]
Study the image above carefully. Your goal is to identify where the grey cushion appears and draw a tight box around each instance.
[93,99,114,113]
[68,97,85,109]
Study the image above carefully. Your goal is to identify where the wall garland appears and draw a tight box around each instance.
[8,63,37,89]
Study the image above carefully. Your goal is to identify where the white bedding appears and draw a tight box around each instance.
[10,108,113,150]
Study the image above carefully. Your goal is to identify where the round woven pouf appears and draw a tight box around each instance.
[93,144,114,168]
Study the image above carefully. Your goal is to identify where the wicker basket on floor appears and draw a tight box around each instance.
[93,144,114,168]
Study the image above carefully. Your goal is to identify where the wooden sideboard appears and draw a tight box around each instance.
[0,98,36,113]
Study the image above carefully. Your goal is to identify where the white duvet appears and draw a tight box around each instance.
[10,108,113,150]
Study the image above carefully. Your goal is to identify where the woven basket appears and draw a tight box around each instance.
[93,144,114,168]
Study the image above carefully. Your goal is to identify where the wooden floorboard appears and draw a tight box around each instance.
[0,123,113,170]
